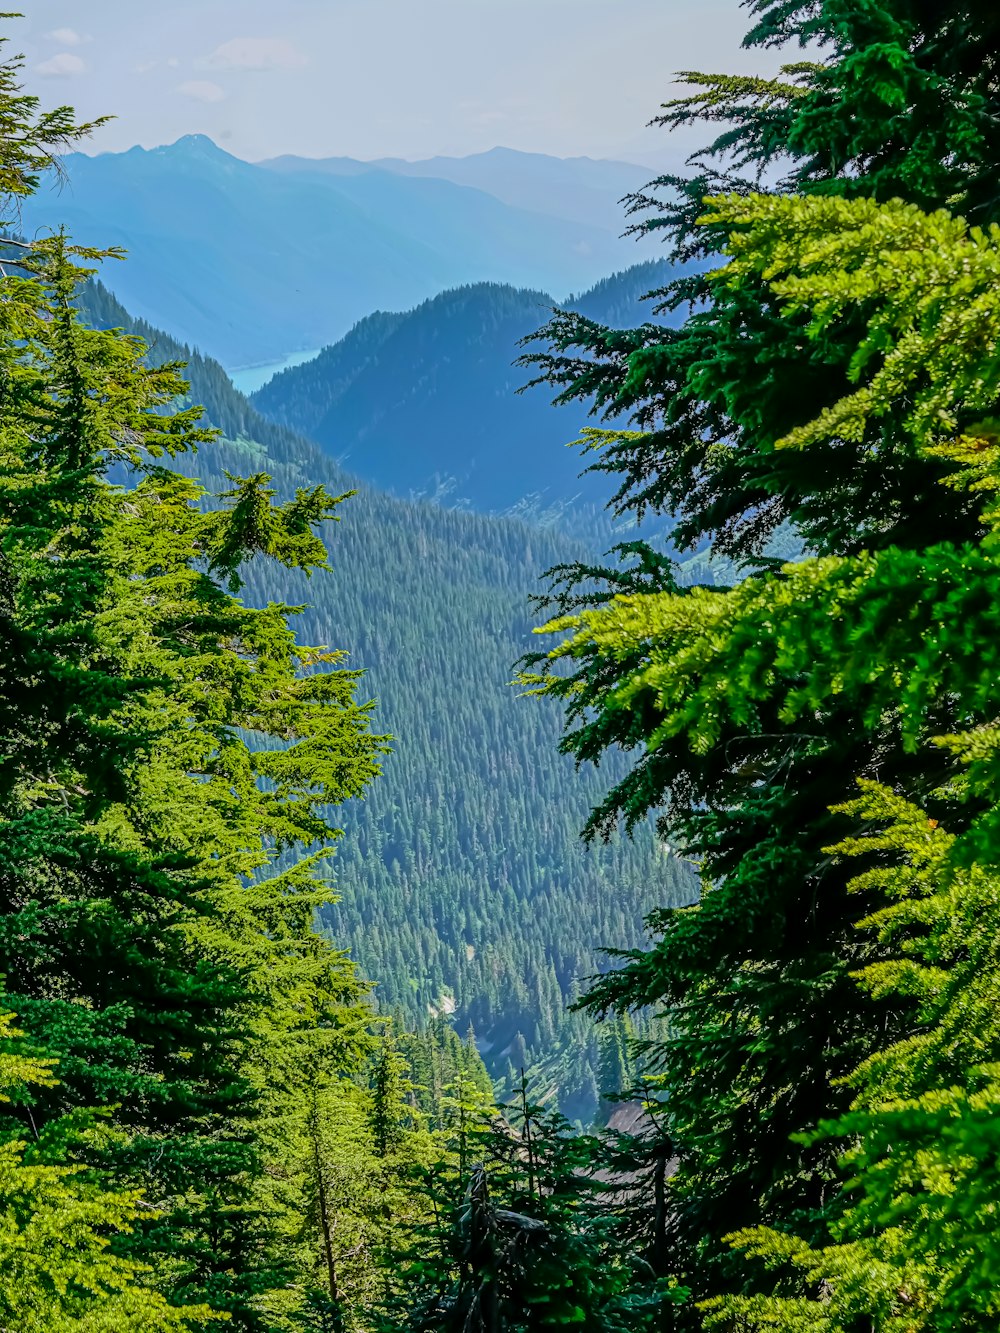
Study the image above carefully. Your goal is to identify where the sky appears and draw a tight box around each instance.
[17,1,785,166]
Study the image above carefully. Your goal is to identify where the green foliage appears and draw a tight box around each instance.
[704,192,1000,453]
[596,1016,635,1111]
[519,1,1000,1326]
[0,13,686,1329]
[397,1022,494,1134]
[0,1011,215,1331]
[386,1083,678,1333]
[24,7,1000,1329]
[706,785,1000,1330]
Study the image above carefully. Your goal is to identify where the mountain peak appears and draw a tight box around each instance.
[168,134,236,161]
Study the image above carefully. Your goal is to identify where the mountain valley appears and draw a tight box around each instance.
[80,278,696,1124]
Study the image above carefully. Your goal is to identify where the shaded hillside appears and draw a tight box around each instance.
[80,280,695,1124]
[251,261,675,514]
[29,136,642,367]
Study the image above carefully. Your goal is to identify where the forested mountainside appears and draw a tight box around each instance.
[80,278,695,1124]
[251,261,674,513]
[258,146,651,232]
[12,3,1000,1329]
[25,135,647,366]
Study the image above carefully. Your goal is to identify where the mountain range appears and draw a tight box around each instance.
[258,145,653,233]
[26,137,658,368]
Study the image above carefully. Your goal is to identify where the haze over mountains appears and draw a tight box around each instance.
[25,136,658,368]
[259,146,653,233]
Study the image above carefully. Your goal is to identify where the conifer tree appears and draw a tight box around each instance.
[520,0,1000,1322]
[0,1010,218,1331]
[596,1018,633,1110]
[0,24,389,1322]
[669,189,1000,1330]
[371,1034,411,1162]
[386,1076,676,1333]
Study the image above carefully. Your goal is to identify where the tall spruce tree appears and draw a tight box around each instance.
[0,24,389,1325]
[520,0,1000,1323]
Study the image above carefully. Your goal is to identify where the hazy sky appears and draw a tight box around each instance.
[18,2,783,166]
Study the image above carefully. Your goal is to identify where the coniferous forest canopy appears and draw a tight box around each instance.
[4,1,1000,1329]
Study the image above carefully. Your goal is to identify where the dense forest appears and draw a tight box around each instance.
[6,1,1000,1330]
[75,276,695,1125]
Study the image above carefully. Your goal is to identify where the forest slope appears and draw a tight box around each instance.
[80,280,695,1123]
[251,261,675,514]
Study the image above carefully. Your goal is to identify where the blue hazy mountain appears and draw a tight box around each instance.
[25,136,652,368]
[251,260,675,515]
[259,145,654,233]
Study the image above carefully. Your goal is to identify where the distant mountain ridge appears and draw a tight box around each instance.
[251,260,677,515]
[258,145,653,233]
[26,136,657,367]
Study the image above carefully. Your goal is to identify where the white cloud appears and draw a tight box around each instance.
[176,80,227,104]
[35,52,85,78]
[199,37,307,73]
[44,27,89,46]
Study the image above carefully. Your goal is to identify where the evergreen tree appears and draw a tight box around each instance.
[0,29,389,1320]
[386,1078,674,1333]
[0,1009,217,1330]
[596,1017,634,1110]
[519,0,1000,1322]
[664,190,1000,1331]
[371,1032,412,1162]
